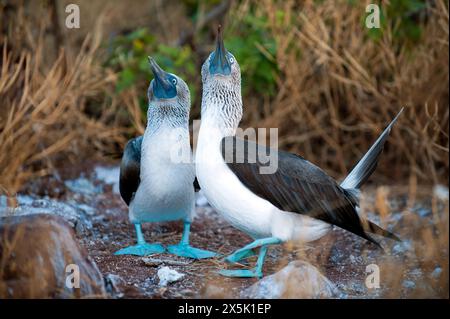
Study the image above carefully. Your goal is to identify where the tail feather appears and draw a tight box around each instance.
[365,220,401,241]
[340,108,404,190]
[341,108,404,244]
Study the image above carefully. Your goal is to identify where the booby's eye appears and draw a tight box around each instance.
[171,78,177,85]
[229,57,234,64]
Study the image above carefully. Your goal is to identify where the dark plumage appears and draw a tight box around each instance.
[119,136,142,206]
[221,136,400,246]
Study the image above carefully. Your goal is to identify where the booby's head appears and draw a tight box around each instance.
[202,25,241,87]
[147,57,190,112]
[201,26,242,132]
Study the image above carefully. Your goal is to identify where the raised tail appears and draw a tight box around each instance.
[341,108,404,243]
[340,108,404,190]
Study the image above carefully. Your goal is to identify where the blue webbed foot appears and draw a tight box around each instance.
[114,243,166,256]
[218,268,263,278]
[167,244,218,259]
[224,248,257,263]
[219,237,282,278]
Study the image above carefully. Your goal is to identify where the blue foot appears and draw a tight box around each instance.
[218,268,263,278]
[225,248,257,263]
[167,244,218,259]
[114,243,166,256]
[220,238,281,278]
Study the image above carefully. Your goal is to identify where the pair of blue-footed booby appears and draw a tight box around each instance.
[195,26,402,277]
[115,57,216,259]
[116,26,402,278]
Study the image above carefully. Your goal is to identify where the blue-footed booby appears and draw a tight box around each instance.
[195,26,402,277]
[115,57,216,259]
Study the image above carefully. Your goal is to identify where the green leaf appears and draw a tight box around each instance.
[116,68,136,92]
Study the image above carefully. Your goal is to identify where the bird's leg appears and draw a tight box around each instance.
[224,237,282,263]
[218,237,281,278]
[114,223,166,256]
[219,241,276,278]
[167,220,218,259]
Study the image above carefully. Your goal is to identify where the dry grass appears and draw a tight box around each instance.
[0,5,127,195]
[230,0,449,185]
[1,1,448,195]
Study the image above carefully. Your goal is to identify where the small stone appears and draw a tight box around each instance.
[433,185,449,201]
[431,267,442,279]
[157,266,185,287]
[402,280,416,289]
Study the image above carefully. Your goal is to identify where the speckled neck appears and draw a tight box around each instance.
[146,102,189,136]
[201,79,243,136]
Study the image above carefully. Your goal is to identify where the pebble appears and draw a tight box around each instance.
[157,267,185,287]
[433,185,449,201]
[402,280,416,289]
[431,267,442,279]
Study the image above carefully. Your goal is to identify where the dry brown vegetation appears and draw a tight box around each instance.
[232,0,449,185]
[0,4,127,195]
[0,1,448,196]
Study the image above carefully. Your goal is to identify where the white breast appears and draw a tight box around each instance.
[130,124,195,223]
[196,121,274,238]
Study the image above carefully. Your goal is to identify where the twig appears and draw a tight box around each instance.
[142,257,192,267]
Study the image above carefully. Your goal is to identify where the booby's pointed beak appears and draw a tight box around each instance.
[209,25,231,76]
[148,56,177,99]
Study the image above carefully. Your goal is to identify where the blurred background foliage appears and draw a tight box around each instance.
[365,0,429,44]
[104,0,279,110]
[105,28,197,108]
[0,0,448,194]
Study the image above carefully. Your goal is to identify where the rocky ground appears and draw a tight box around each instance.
[0,161,448,298]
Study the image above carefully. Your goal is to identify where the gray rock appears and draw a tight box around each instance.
[65,177,100,195]
[0,196,92,234]
[241,261,339,299]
